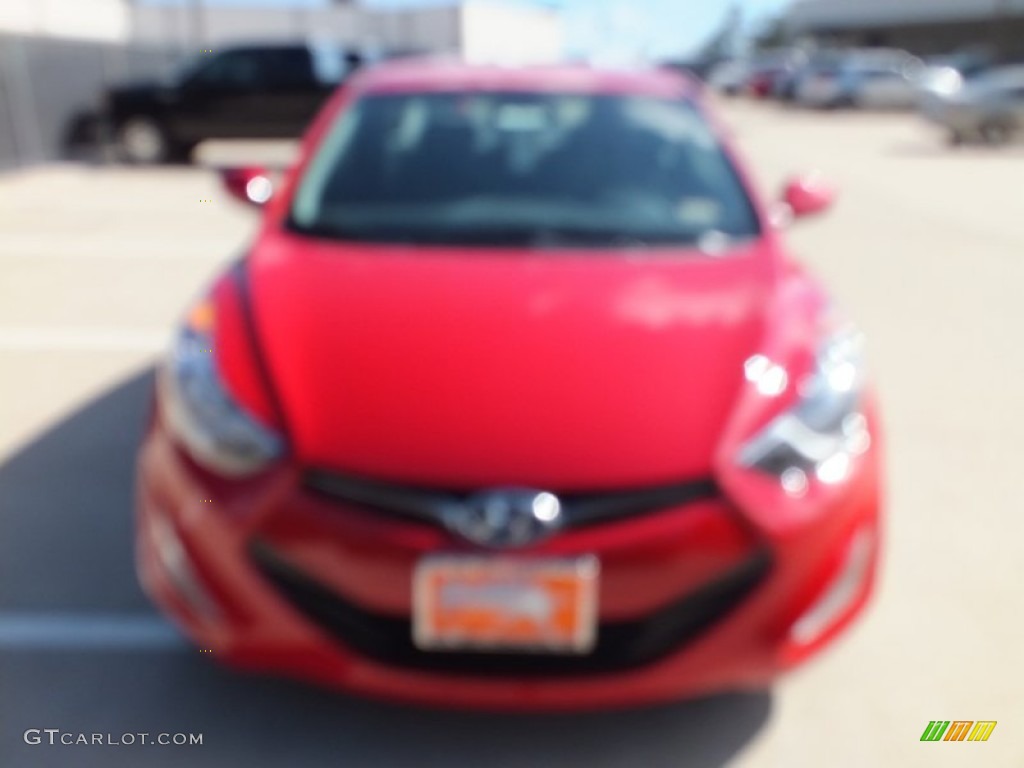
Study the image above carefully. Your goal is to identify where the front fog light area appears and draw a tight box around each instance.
[789,526,875,646]
[149,511,222,622]
[159,297,284,477]
[737,326,871,493]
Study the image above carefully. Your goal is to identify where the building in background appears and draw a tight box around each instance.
[0,0,168,169]
[129,1,564,63]
[786,0,1024,58]
[129,3,455,54]
[0,0,565,169]
[0,0,129,42]
[458,1,564,64]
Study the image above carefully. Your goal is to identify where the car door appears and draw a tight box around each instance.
[170,48,267,140]
[1008,86,1024,126]
[254,47,333,138]
[855,69,901,107]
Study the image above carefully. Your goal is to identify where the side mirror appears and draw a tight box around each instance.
[219,166,276,208]
[778,174,836,223]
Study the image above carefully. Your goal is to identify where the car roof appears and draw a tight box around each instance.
[352,58,700,98]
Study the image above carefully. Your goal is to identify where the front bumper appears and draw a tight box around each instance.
[135,409,882,711]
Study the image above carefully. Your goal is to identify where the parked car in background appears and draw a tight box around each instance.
[797,49,924,110]
[706,59,752,96]
[748,62,789,99]
[102,42,374,164]
[774,50,842,103]
[923,64,1024,145]
[745,49,804,99]
[770,49,810,102]
[916,50,995,102]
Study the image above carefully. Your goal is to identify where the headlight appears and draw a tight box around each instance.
[736,325,870,493]
[158,295,284,476]
[930,69,963,96]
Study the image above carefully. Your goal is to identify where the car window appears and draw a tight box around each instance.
[261,48,315,88]
[186,50,262,89]
[310,45,366,85]
[290,92,761,249]
[966,69,1024,97]
[967,67,1024,88]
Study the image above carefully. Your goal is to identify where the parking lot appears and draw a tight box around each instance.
[1,102,1023,767]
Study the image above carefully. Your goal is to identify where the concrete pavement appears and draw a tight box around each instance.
[1,110,1022,767]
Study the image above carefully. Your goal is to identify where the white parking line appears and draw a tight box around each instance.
[0,614,188,650]
[0,327,168,352]
[0,240,233,261]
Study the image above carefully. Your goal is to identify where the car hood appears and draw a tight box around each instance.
[244,234,778,489]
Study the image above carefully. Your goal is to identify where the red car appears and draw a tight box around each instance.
[748,67,786,99]
[136,60,883,711]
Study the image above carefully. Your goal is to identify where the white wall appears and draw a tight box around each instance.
[0,0,129,42]
[0,0,563,58]
[460,1,565,64]
[129,4,462,53]
[131,5,350,48]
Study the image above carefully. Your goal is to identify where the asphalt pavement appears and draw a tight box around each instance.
[1,109,1022,767]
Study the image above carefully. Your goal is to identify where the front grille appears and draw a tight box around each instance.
[303,469,721,530]
[249,540,772,677]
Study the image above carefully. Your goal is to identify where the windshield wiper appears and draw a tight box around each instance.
[286,218,702,248]
[526,226,698,248]
[285,218,367,241]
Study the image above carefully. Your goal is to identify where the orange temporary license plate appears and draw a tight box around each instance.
[413,555,600,653]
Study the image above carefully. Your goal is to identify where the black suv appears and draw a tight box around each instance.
[103,43,369,164]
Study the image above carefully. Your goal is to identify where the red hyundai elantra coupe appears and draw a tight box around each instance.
[135,59,883,711]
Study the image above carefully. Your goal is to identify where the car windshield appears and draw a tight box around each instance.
[288,91,761,248]
[172,54,209,86]
[964,66,1024,94]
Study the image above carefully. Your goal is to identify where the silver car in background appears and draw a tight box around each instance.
[796,49,924,110]
[774,50,843,103]
[706,59,752,96]
[916,51,995,103]
[923,65,1024,145]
